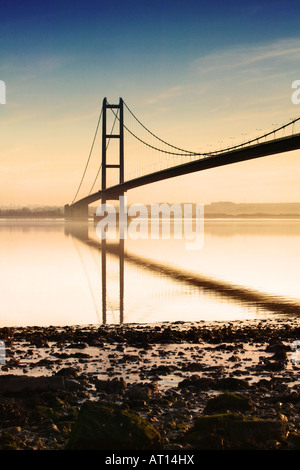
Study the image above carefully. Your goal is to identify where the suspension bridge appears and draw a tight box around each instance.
[65,97,300,218]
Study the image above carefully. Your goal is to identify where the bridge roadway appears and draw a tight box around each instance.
[65,132,300,217]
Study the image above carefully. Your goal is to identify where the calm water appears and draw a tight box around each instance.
[0,218,300,327]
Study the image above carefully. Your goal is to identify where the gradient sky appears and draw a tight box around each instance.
[1,0,300,206]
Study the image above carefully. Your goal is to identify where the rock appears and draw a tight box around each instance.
[265,342,290,353]
[55,367,79,379]
[95,377,126,394]
[287,432,300,450]
[263,360,286,371]
[181,362,205,372]
[0,375,65,395]
[119,354,140,363]
[178,375,215,390]
[48,423,60,434]
[270,350,288,361]
[65,401,162,450]
[204,393,254,413]
[30,334,49,348]
[34,405,61,423]
[0,426,22,435]
[178,375,249,392]
[65,379,85,391]
[148,365,176,376]
[0,431,24,450]
[66,343,87,349]
[183,413,288,450]
[126,384,152,401]
[228,355,241,362]
[214,377,250,391]
[256,379,273,391]
[263,342,289,367]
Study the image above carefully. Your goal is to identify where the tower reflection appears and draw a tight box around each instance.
[65,221,125,324]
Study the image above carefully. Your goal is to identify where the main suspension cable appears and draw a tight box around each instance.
[124,100,199,155]
[124,101,300,157]
[111,108,202,156]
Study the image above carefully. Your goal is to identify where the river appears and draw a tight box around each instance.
[0,218,299,327]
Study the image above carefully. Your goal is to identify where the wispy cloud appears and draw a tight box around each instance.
[56,111,100,126]
[0,110,39,126]
[146,86,185,105]
[192,38,300,75]
[0,54,67,76]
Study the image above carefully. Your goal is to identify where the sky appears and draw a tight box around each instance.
[1,0,300,207]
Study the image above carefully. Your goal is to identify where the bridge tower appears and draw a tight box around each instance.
[64,97,125,219]
[102,97,124,192]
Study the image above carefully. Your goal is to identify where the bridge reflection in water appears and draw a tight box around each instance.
[64,220,300,325]
[64,221,124,324]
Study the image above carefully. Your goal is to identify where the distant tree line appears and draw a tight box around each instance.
[0,207,64,218]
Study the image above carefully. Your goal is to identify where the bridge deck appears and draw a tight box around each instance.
[69,132,300,209]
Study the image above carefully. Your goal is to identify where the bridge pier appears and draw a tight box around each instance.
[64,203,89,219]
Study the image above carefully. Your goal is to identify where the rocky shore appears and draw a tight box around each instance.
[0,316,300,451]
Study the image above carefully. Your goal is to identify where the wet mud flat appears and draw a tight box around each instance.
[0,317,300,450]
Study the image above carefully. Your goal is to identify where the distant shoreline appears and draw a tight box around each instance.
[1,213,300,219]
[2,201,300,219]
[0,214,65,219]
[205,213,300,219]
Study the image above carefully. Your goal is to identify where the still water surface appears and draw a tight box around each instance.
[0,218,299,327]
